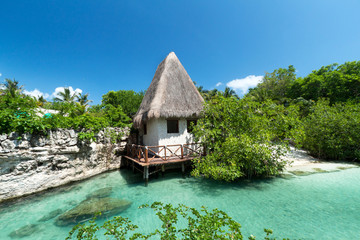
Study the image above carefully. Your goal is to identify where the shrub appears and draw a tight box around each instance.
[191,96,289,181]
[67,202,288,240]
[300,100,360,161]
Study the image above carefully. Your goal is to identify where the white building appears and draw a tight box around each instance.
[133,52,204,148]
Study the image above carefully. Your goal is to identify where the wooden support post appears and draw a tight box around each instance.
[181,144,184,159]
[161,165,165,177]
[181,163,185,178]
[164,146,167,161]
[132,161,135,173]
[144,166,149,186]
[145,146,149,163]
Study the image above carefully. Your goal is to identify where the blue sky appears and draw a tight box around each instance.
[1,0,359,104]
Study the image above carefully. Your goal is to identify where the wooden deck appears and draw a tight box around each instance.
[124,143,204,185]
[123,155,197,167]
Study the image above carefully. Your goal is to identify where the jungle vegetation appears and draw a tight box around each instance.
[192,61,360,181]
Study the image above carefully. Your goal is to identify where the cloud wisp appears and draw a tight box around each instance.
[23,86,83,100]
[226,75,263,94]
[52,86,83,99]
[215,82,223,87]
[24,89,50,99]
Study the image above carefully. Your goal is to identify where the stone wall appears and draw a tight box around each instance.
[0,128,129,203]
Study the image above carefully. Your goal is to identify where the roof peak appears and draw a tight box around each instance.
[133,52,204,127]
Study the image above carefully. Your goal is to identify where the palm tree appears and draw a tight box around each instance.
[222,87,239,99]
[76,93,92,107]
[54,87,77,103]
[36,95,47,107]
[1,78,23,98]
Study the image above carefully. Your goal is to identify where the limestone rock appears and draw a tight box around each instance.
[0,134,7,141]
[1,139,15,152]
[8,224,41,238]
[55,197,131,226]
[38,209,63,222]
[0,127,128,202]
[86,187,113,199]
[30,136,46,147]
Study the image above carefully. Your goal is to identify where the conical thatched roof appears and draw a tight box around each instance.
[133,52,204,128]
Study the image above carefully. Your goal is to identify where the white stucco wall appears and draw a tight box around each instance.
[142,118,159,146]
[158,118,194,145]
[142,118,195,146]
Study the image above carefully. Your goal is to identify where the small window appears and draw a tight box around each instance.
[167,120,179,133]
[187,120,197,133]
[143,124,147,135]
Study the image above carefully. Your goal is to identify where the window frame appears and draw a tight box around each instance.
[167,119,179,134]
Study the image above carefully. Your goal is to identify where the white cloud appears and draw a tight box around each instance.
[215,82,223,87]
[24,89,50,99]
[0,73,2,77]
[51,86,82,99]
[226,75,263,94]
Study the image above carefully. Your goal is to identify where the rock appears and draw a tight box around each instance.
[8,224,41,238]
[17,140,30,149]
[21,133,32,141]
[86,187,113,199]
[0,134,7,141]
[8,132,19,140]
[38,209,63,222]
[31,147,48,152]
[30,136,46,147]
[55,197,131,226]
[0,128,129,202]
[1,140,15,152]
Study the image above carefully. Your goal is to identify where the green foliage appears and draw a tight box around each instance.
[298,100,360,161]
[103,104,132,127]
[53,87,77,103]
[67,202,287,240]
[0,79,132,139]
[0,78,24,98]
[102,90,144,118]
[247,61,360,104]
[247,65,296,103]
[293,61,360,103]
[192,96,289,181]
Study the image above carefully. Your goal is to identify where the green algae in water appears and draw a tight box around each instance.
[312,168,328,173]
[1,168,360,239]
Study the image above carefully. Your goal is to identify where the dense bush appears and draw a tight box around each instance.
[102,90,144,118]
[191,96,291,181]
[67,202,287,240]
[247,61,360,104]
[299,100,360,161]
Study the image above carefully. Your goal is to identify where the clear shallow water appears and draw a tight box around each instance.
[0,167,360,240]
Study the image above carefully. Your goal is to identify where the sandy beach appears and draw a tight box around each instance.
[284,147,358,175]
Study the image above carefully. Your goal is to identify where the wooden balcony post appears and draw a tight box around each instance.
[145,146,149,163]
[164,145,167,161]
[181,144,184,159]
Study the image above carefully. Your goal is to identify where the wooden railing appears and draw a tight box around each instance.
[126,143,204,163]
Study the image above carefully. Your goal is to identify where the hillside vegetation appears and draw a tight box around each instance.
[192,61,360,181]
[0,79,144,141]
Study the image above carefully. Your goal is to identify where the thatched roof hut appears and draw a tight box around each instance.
[133,52,204,128]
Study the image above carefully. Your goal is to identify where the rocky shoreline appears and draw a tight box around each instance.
[0,128,129,202]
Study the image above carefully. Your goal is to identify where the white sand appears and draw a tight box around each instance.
[283,147,358,174]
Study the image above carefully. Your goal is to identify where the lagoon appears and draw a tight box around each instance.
[0,167,359,239]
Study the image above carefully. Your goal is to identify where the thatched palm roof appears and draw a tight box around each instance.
[133,52,204,128]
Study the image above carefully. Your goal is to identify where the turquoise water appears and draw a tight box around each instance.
[0,167,360,239]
